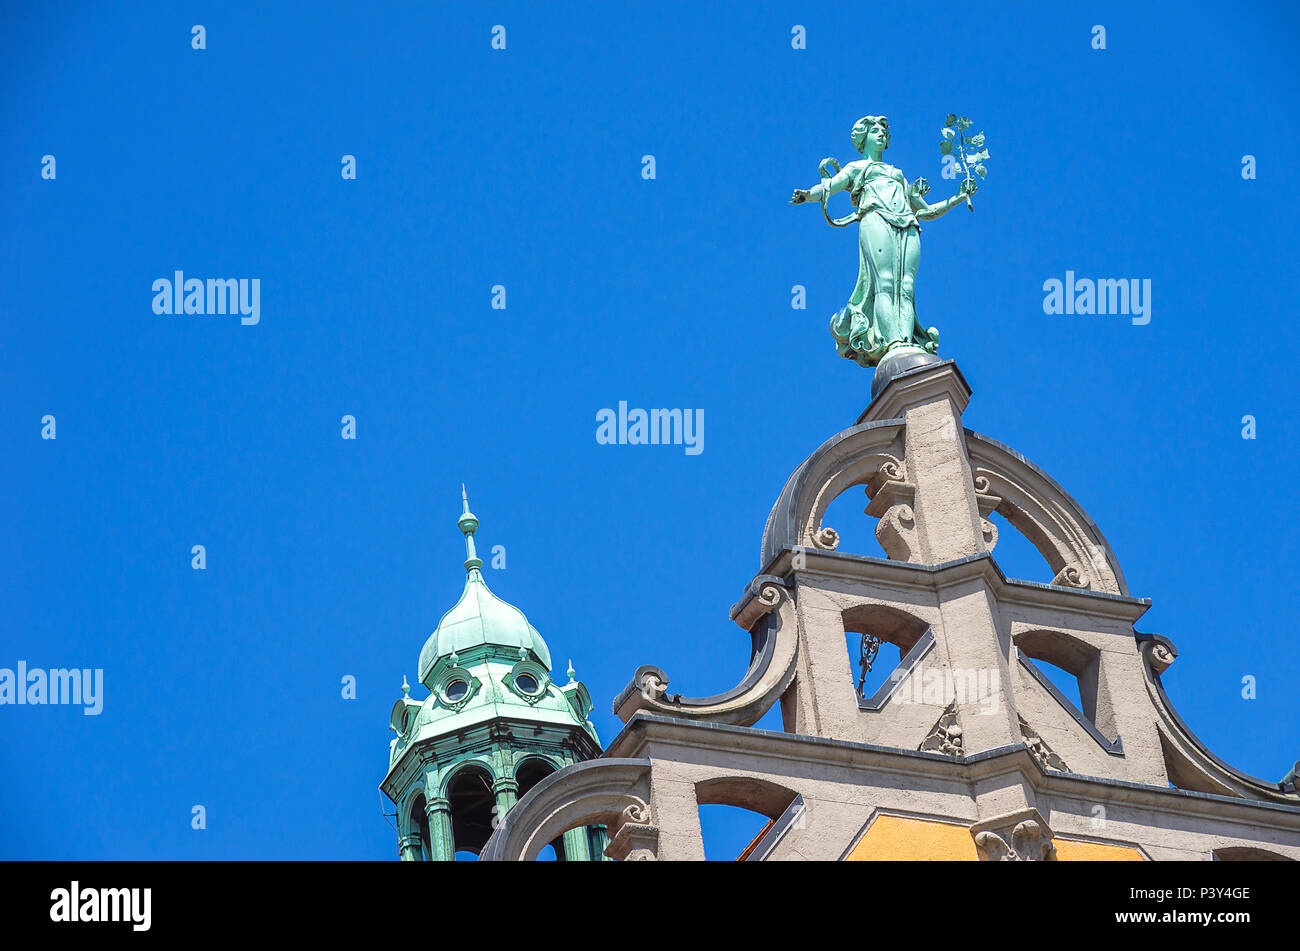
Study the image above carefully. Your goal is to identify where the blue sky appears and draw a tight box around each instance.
[2,1,1298,860]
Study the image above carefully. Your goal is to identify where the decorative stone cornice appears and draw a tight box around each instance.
[607,714,1300,828]
[765,547,1151,624]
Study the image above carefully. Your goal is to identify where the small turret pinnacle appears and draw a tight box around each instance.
[459,484,483,574]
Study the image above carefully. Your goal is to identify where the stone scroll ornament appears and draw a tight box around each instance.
[790,114,986,370]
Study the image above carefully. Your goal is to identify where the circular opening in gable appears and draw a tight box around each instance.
[515,673,540,695]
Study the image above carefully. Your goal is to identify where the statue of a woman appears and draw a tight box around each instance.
[792,115,976,369]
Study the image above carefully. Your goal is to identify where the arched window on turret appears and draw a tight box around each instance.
[516,758,566,860]
[515,757,557,797]
[447,765,496,860]
[407,794,431,861]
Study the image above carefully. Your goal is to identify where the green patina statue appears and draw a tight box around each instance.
[792,115,982,370]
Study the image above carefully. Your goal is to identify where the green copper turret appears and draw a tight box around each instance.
[380,489,606,860]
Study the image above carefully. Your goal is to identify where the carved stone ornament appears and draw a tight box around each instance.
[1019,715,1070,772]
[863,462,913,517]
[968,475,1002,552]
[871,459,905,488]
[918,701,963,757]
[861,459,919,562]
[1140,638,1177,676]
[636,668,672,703]
[874,503,917,562]
[606,802,659,861]
[971,808,1057,862]
[754,581,788,612]
[1051,564,1091,589]
[980,517,998,551]
[812,526,841,550]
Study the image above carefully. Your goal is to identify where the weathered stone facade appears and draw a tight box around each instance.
[481,361,1300,861]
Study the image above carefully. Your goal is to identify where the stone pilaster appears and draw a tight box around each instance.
[930,573,1022,755]
[861,362,986,565]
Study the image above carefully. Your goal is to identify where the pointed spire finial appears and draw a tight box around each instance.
[567,659,576,683]
[458,484,483,573]
[401,674,410,696]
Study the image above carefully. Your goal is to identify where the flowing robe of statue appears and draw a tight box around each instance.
[830,160,939,367]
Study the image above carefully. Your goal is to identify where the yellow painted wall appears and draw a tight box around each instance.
[1053,838,1145,861]
[845,814,1146,861]
[846,814,979,861]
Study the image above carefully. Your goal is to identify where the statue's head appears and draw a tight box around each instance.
[852,115,890,154]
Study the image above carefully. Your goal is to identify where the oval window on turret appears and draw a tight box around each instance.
[444,679,469,702]
[515,673,540,695]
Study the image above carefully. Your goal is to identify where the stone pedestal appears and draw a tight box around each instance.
[869,346,942,399]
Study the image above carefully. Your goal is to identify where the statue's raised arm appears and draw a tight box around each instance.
[790,162,854,206]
